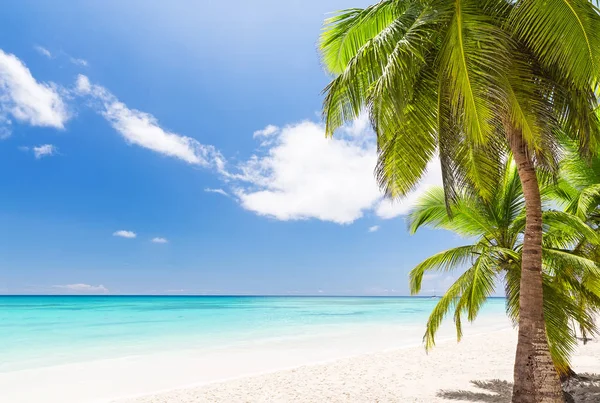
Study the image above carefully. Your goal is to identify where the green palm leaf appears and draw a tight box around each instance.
[510,0,600,89]
[409,244,480,294]
[320,1,410,75]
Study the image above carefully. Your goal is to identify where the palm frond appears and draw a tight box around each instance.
[409,244,480,294]
[510,0,600,90]
[437,0,508,145]
[322,3,432,136]
[454,254,498,324]
[320,1,410,74]
[422,267,473,350]
[544,248,600,278]
[543,210,600,247]
[373,65,439,197]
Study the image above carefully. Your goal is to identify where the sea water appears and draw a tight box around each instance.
[0,296,507,372]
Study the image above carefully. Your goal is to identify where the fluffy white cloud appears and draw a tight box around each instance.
[0,49,69,132]
[253,124,278,138]
[70,57,88,67]
[33,144,57,159]
[204,188,229,196]
[53,283,109,294]
[151,237,168,243]
[113,230,136,238]
[75,74,91,93]
[75,74,225,167]
[368,225,380,233]
[340,113,370,138]
[34,46,52,59]
[233,121,379,224]
[229,120,442,224]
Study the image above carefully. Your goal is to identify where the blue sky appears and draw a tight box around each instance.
[0,0,464,296]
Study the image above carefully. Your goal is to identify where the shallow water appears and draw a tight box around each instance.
[0,295,507,371]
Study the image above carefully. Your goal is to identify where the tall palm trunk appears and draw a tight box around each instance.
[508,127,564,403]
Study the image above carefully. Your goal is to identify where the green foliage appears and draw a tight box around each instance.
[319,0,600,204]
[319,0,600,379]
[407,160,600,376]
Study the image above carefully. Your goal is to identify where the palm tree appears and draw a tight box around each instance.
[550,142,600,224]
[319,2,600,401]
[548,143,600,343]
[407,159,600,378]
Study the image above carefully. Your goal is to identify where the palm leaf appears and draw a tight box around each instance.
[422,267,473,350]
[320,1,410,74]
[510,0,600,90]
[409,244,480,294]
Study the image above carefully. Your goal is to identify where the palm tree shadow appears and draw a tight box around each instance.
[437,374,600,403]
[563,373,600,403]
[437,380,512,402]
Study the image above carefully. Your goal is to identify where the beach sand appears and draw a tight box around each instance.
[2,321,598,402]
[118,328,599,403]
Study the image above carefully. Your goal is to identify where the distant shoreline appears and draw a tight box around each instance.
[0,294,508,298]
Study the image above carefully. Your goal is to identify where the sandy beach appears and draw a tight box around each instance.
[2,316,597,403]
[116,329,599,403]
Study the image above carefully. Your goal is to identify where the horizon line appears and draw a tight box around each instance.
[0,294,507,298]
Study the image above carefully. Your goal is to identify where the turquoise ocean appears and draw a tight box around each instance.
[0,296,507,373]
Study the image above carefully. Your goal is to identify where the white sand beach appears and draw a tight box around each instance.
[1,317,598,403]
[117,328,599,403]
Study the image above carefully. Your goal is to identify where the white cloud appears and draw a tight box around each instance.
[34,46,52,59]
[368,225,380,233]
[233,121,379,224]
[53,283,109,294]
[229,120,442,224]
[75,74,91,94]
[75,74,225,167]
[0,49,69,131]
[0,116,11,139]
[204,188,229,196]
[70,57,88,67]
[113,230,136,238]
[151,237,168,244]
[341,112,370,137]
[32,144,57,159]
[253,124,278,138]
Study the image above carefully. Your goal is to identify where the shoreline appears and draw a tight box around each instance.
[115,327,516,403]
[0,318,512,403]
[111,329,513,403]
[112,327,515,403]
[1,317,597,403]
[119,328,599,403]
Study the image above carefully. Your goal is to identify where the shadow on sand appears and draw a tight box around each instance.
[437,374,600,403]
[438,380,512,402]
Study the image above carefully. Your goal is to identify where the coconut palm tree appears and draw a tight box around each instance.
[548,143,600,343]
[407,159,600,378]
[319,1,600,401]
[550,143,600,224]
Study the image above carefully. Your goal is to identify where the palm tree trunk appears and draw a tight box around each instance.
[507,126,564,403]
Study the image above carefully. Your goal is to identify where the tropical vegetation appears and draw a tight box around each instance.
[319,1,600,402]
[407,158,600,378]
